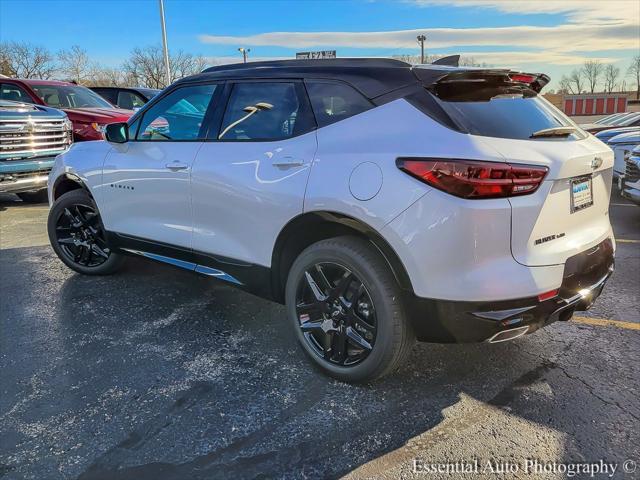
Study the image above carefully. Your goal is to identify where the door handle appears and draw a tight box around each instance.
[272,156,306,167]
[165,161,189,171]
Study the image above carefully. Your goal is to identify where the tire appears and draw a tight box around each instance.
[47,189,125,275]
[17,189,48,203]
[285,236,414,383]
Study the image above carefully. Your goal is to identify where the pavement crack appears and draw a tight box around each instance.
[512,342,640,422]
[552,362,640,422]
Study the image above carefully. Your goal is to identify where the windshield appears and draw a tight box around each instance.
[31,84,113,109]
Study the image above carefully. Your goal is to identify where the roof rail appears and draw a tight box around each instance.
[202,57,410,73]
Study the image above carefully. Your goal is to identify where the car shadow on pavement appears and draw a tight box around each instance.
[1,246,638,479]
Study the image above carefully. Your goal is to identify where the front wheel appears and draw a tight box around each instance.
[47,189,125,275]
[285,236,414,383]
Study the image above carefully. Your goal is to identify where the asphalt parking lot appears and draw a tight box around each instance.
[0,192,638,480]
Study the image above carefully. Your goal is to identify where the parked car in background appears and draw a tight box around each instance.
[0,100,72,202]
[608,131,640,185]
[46,58,614,382]
[582,112,640,134]
[0,79,132,141]
[90,87,160,110]
[594,126,640,144]
[621,144,640,205]
[593,112,627,125]
[594,113,629,125]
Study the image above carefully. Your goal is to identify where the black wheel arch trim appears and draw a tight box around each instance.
[52,173,92,201]
[271,211,414,303]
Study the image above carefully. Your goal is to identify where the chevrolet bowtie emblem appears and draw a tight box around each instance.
[591,157,603,169]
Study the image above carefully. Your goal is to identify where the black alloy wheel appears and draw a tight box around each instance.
[295,262,377,366]
[54,203,110,267]
[48,189,125,275]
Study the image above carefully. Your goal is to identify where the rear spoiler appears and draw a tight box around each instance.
[413,66,550,93]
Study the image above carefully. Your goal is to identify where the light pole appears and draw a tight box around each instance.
[238,47,250,63]
[417,34,426,64]
[159,0,171,86]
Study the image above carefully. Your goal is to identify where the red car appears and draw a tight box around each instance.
[0,79,132,141]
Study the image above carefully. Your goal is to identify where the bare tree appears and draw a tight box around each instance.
[392,54,486,67]
[393,54,420,65]
[603,64,620,93]
[568,68,584,94]
[558,75,574,94]
[122,45,209,88]
[581,60,603,93]
[58,45,91,84]
[0,43,15,77]
[0,41,56,79]
[171,50,209,80]
[88,66,124,87]
[628,54,640,100]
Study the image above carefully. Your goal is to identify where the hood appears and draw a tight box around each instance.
[64,107,132,123]
[609,131,640,144]
[595,126,640,143]
[0,100,68,120]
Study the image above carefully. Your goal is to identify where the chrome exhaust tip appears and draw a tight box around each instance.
[486,325,530,343]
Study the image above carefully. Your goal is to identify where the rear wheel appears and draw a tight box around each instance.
[17,189,48,203]
[47,189,125,275]
[285,236,414,383]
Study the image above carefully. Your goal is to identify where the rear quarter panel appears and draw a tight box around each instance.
[304,99,508,230]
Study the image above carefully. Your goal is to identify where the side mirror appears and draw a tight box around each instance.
[105,122,129,143]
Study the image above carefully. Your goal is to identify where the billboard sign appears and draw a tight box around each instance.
[296,50,337,60]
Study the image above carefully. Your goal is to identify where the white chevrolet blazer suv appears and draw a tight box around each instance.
[47,58,615,382]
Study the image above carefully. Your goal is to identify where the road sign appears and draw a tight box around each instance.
[296,50,337,60]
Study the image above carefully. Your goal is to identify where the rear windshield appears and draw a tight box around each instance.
[430,87,584,140]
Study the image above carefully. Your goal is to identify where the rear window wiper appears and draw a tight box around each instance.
[530,126,577,138]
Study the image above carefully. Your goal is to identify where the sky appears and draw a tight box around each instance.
[1,0,639,90]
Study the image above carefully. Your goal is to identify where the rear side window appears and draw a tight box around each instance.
[92,88,117,104]
[306,82,373,127]
[219,82,313,141]
[431,88,582,140]
[117,91,146,110]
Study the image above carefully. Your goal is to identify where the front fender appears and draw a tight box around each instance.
[47,141,113,206]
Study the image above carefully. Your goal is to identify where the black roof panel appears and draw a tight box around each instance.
[178,58,547,99]
[184,58,418,99]
[202,58,410,72]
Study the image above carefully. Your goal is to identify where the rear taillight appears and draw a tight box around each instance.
[396,158,548,199]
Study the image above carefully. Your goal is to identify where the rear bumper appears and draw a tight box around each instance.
[0,157,55,194]
[408,238,615,343]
